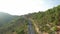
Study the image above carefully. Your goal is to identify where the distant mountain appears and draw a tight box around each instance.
[0,5,60,34]
[0,12,19,27]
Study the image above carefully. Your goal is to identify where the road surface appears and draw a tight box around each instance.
[28,19,35,34]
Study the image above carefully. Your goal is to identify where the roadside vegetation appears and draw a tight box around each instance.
[0,5,60,34]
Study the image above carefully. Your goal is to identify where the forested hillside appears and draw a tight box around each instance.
[0,5,60,34]
[26,5,60,34]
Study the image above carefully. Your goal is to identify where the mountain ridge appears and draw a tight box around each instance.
[0,5,60,34]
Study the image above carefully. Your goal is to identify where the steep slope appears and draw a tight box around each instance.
[0,16,28,34]
[26,5,60,34]
[0,5,60,34]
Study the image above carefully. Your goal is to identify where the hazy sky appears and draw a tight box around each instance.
[0,0,60,15]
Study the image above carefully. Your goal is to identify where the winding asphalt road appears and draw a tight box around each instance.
[28,19,35,34]
[22,16,35,34]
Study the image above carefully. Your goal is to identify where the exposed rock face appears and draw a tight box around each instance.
[43,32,48,34]
[56,26,60,34]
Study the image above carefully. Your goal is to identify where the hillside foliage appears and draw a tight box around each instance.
[0,5,60,34]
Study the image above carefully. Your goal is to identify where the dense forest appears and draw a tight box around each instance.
[0,5,60,34]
